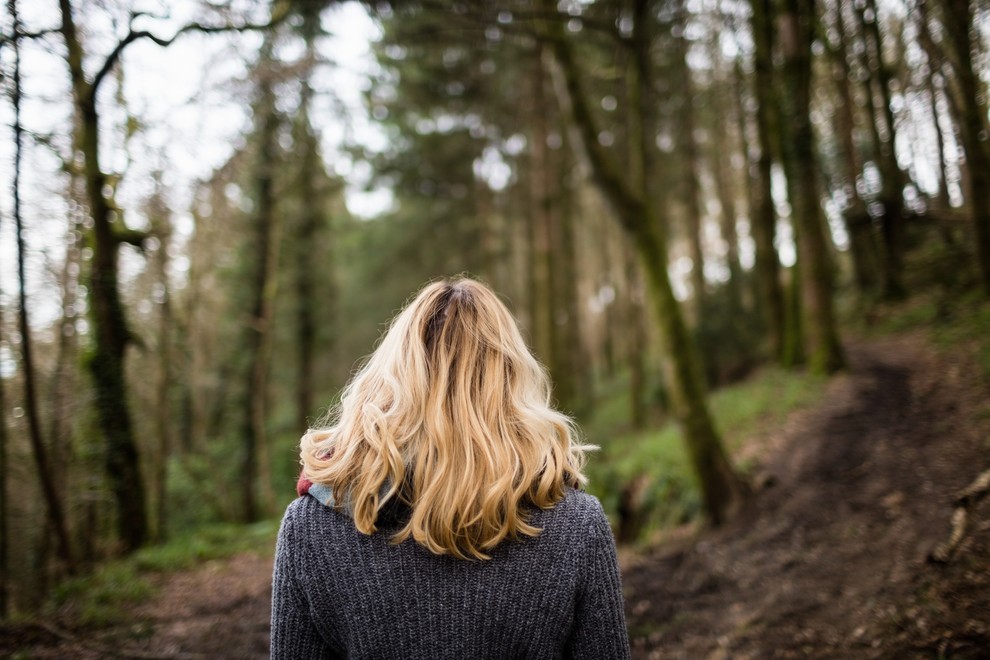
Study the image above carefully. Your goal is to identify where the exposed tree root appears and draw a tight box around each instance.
[929,468,990,563]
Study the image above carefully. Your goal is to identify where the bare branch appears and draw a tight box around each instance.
[91,2,291,93]
[114,226,152,250]
[0,26,60,48]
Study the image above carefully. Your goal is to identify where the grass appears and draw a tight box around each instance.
[855,285,990,380]
[581,365,827,539]
[47,519,279,628]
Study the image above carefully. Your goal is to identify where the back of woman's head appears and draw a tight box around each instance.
[300,277,591,559]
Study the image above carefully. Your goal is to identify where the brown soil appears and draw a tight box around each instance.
[2,553,274,659]
[3,332,988,659]
[625,332,990,659]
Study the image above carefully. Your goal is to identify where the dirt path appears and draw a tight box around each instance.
[625,333,990,658]
[2,552,274,659]
[4,332,988,659]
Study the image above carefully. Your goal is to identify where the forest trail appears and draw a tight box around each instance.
[626,331,990,658]
[4,332,989,659]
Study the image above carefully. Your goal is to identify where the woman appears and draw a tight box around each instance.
[271,277,630,659]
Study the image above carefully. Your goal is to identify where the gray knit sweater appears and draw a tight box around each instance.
[270,487,630,659]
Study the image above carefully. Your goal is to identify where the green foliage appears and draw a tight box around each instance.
[582,364,827,540]
[47,521,278,628]
[50,563,153,627]
[132,520,279,572]
[930,292,990,380]
[692,278,765,387]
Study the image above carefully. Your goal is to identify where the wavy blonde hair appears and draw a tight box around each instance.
[300,277,592,559]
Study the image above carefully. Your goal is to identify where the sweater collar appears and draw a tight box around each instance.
[297,473,339,508]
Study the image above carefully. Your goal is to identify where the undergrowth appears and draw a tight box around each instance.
[581,365,827,541]
[46,520,279,628]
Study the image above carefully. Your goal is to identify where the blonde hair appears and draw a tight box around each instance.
[300,277,592,559]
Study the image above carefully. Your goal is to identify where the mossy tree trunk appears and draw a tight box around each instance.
[776,0,845,374]
[147,179,173,542]
[749,0,786,361]
[0,296,7,613]
[854,0,908,299]
[830,3,882,293]
[59,0,150,553]
[242,38,282,522]
[709,52,744,313]
[528,46,556,376]
[544,0,747,523]
[940,0,990,294]
[292,39,327,433]
[673,3,707,318]
[15,0,77,573]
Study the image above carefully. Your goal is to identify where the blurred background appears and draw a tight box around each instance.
[1,0,989,653]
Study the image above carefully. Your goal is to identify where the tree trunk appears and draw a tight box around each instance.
[528,46,555,369]
[832,3,881,292]
[709,51,743,310]
[916,1,952,218]
[777,0,845,374]
[750,0,786,361]
[148,181,172,542]
[551,151,583,412]
[242,41,282,521]
[622,238,648,430]
[856,0,907,298]
[674,11,707,317]
[294,53,323,433]
[544,0,747,523]
[15,0,78,570]
[0,265,8,616]
[59,0,149,552]
[940,0,990,294]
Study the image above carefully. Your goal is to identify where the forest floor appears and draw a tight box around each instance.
[625,329,990,659]
[3,329,989,659]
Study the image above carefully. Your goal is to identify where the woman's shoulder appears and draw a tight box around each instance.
[530,488,611,540]
[278,493,349,536]
[550,487,606,517]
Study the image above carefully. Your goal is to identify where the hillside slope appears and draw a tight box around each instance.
[625,332,990,658]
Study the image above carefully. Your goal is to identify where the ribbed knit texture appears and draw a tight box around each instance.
[271,488,630,659]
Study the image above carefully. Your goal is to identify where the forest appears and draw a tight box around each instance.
[1,0,989,657]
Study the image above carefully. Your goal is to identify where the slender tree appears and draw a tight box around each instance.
[145,176,173,541]
[749,0,786,361]
[776,0,845,373]
[57,0,289,548]
[829,1,881,293]
[938,0,990,293]
[673,4,708,316]
[292,39,325,433]
[241,36,284,521]
[854,0,909,298]
[528,46,556,371]
[543,0,747,523]
[0,229,8,617]
[58,0,150,550]
[12,0,77,571]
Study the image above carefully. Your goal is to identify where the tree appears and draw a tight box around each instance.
[240,36,283,522]
[775,0,845,373]
[749,0,786,361]
[937,0,990,294]
[827,0,882,294]
[854,0,909,299]
[58,0,153,551]
[12,0,76,571]
[542,0,747,523]
[55,0,291,549]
